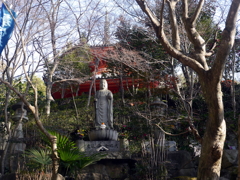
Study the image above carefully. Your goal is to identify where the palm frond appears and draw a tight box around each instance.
[59,148,81,162]
[24,148,52,170]
[77,153,106,169]
[42,130,75,149]
[40,130,106,175]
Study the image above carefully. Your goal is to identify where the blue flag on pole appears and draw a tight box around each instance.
[0,3,16,55]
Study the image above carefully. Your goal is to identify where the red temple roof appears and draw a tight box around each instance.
[51,45,159,99]
[52,78,158,99]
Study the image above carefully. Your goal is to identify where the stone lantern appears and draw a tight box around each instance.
[150,97,169,152]
[150,97,168,117]
[11,101,28,153]
[12,102,29,123]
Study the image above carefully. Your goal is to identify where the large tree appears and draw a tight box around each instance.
[0,1,63,178]
[133,0,240,179]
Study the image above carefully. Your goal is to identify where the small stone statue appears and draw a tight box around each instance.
[94,79,113,129]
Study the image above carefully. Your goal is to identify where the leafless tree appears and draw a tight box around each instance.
[132,0,240,179]
[0,0,119,178]
[0,0,64,178]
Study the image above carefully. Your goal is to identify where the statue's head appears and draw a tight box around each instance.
[100,79,108,90]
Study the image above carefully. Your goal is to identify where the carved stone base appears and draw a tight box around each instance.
[84,141,120,151]
[76,140,130,153]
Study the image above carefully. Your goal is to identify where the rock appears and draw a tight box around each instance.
[219,178,229,180]
[167,151,195,169]
[167,151,197,178]
[179,168,197,177]
[221,149,238,169]
[77,173,110,180]
[0,173,17,180]
[81,159,131,179]
[0,173,63,180]
[220,166,238,180]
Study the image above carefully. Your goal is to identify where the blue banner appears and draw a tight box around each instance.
[0,3,17,55]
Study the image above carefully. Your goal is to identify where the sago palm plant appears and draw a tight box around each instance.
[43,130,106,177]
[24,148,52,173]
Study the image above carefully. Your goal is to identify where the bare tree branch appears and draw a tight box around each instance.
[211,0,240,80]
[190,0,205,25]
[167,0,181,50]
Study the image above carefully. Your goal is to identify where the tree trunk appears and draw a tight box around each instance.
[197,79,226,179]
[51,135,59,180]
[46,84,53,116]
[134,0,239,179]
[1,91,11,175]
[231,44,236,119]
[238,115,240,180]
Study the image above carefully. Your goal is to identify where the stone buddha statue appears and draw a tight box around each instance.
[94,79,113,129]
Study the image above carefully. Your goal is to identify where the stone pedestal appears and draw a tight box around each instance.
[120,138,129,151]
[88,129,118,141]
[81,141,120,152]
[76,139,85,152]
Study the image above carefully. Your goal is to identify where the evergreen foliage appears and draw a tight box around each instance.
[52,43,92,81]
